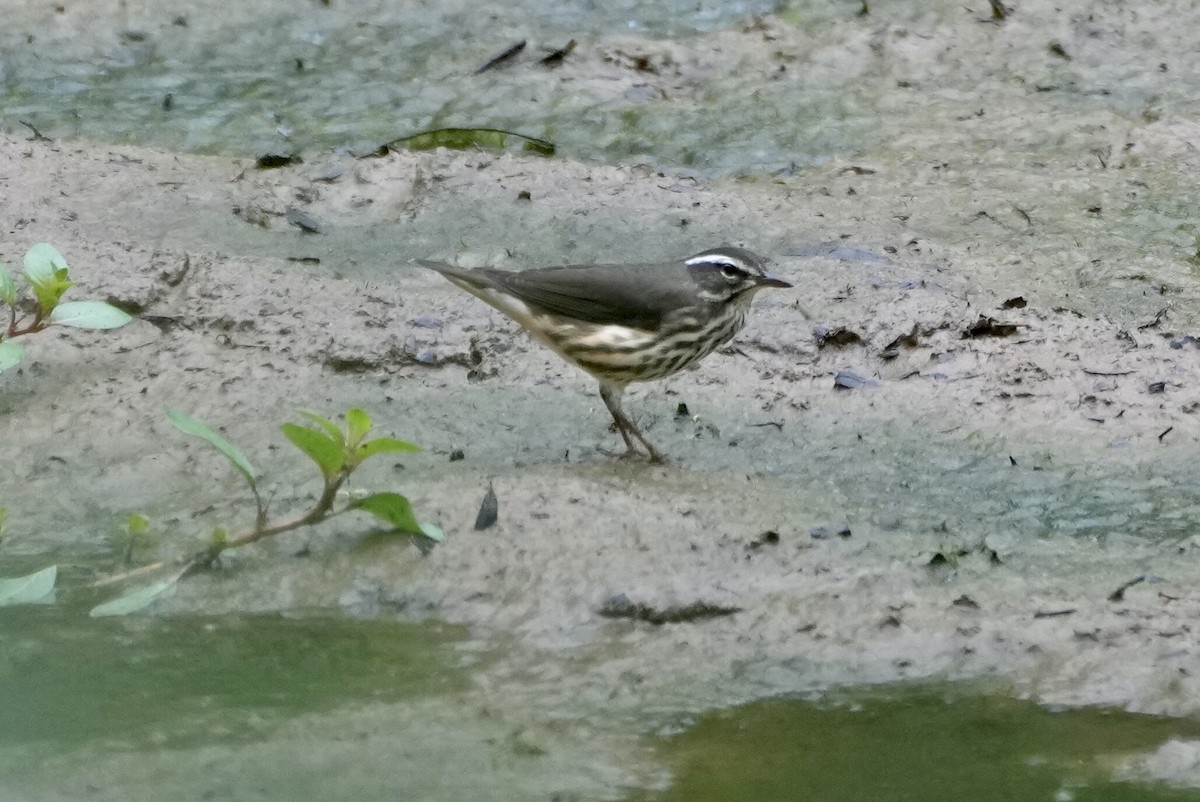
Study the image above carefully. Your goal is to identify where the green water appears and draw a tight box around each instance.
[639,689,1200,802]
[11,0,1186,177]
[7,0,1192,177]
[1,0,806,174]
[0,602,466,783]
[4,593,1199,799]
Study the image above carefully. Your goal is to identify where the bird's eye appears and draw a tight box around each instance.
[719,263,742,281]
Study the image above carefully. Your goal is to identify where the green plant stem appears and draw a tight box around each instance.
[7,309,46,338]
[90,560,169,588]
[251,482,268,530]
[183,470,349,576]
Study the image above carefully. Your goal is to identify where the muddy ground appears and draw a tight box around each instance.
[6,129,1200,687]
[5,1,1200,796]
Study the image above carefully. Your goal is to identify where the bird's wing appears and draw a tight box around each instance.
[420,261,697,330]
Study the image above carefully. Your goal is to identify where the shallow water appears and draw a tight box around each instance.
[0,602,465,743]
[0,599,471,798]
[7,0,1195,179]
[637,686,1200,802]
[4,605,1197,802]
[1,0,794,171]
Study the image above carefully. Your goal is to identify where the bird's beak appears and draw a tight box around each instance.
[756,273,793,289]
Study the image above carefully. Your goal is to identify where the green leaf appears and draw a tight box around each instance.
[347,492,424,535]
[0,341,25,372]
[23,243,68,276]
[0,263,16,306]
[28,276,73,315]
[0,565,57,606]
[389,127,555,157]
[89,578,177,617]
[126,513,151,537]
[345,408,372,448]
[166,409,259,485]
[23,243,72,313]
[356,436,422,462]
[281,423,345,478]
[418,522,445,542]
[48,300,133,330]
[298,411,344,443]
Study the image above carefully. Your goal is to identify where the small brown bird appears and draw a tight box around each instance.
[420,246,791,462]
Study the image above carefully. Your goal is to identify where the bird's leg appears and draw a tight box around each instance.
[599,384,666,464]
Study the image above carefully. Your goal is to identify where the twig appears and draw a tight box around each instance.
[1081,368,1134,377]
[475,40,525,74]
[1108,574,1145,602]
[89,560,167,588]
[19,120,51,142]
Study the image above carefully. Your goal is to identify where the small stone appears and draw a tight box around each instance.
[834,370,876,390]
[411,315,444,329]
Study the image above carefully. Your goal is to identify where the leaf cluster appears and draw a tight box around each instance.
[0,245,444,618]
[2,408,440,616]
[83,408,438,616]
[0,243,133,372]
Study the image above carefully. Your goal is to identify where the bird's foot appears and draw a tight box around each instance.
[638,444,668,465]
[626,429,668,464]
[597,443,668,464]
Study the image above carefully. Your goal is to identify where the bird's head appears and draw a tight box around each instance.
[685,247,792,304]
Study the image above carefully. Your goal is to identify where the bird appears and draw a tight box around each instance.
[419,246,792,463]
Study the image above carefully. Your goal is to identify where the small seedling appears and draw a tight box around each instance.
[0,243,133,372]
[90,408,438,616]
[108,513,154,566]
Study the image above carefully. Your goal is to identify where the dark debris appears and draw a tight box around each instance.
[927,542,1001,567]
[1108,574,1146,602]
[473,482,498,531]
[813,325,865,348]
[539,39,576,67]
[285,207,322,234]
[746,530,780,550]
[810,526,851,540]
[255,153,301,169]
[962,316,1018,339]
[475,40,526,74]
[833,370,877,390]
[883,323,927,354]
[1048,40,1071,60]
[598,594,741,625]
[1033,607,1076,619]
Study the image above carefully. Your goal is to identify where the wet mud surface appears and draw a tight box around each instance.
[5,0,1200,796]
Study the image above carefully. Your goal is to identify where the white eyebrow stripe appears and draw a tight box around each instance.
[685,255,742,268]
